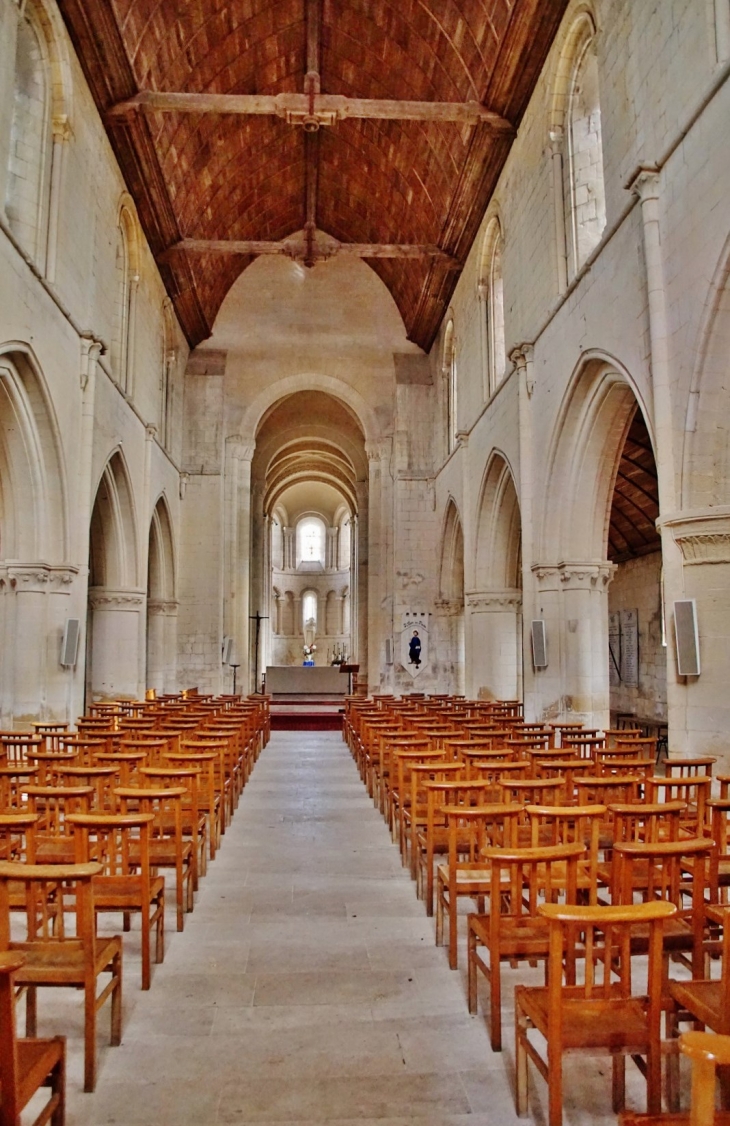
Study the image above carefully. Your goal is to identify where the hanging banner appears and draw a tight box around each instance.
[400,611,429,678]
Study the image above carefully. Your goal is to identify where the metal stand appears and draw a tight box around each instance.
[230,664,240,695]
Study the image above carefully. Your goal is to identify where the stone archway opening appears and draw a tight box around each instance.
[437,500,466,695]
[146,497,177,696]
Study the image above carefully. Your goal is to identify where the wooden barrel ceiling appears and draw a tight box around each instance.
[58,0,569,349]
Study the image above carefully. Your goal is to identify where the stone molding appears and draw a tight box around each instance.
[531,561,616,589]
[1,564,79,594]
[663,508,730,565]
[466,589,522,611]
[146,599,179,617]
[88,588,146,610]
[433,597,463,617]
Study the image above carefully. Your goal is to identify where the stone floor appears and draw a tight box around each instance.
[26,731,678,1125]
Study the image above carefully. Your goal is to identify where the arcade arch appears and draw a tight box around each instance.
[146,496,177,695]
[438,499,466,695]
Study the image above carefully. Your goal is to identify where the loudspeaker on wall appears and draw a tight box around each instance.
[674,599,700,676]
[221,636,233,665]
[60,618,80,667]
[531,619,548,669]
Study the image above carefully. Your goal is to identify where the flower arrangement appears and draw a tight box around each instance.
[303,643,317,658]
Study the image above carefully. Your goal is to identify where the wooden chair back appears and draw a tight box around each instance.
[0,950,65,1126]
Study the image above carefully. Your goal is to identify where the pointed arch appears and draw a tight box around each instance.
[540,353,653,562]
[439,498,465,604]
[0,343,67,562]
[148,494,176,601]
[474,452,522,591]
[89,449,139,590]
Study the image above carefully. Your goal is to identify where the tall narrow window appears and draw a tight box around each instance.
[480,219,506,395]
[297,517,325,565]
[111,206,138,396]
[5,7,51,266]
[443,319,457,454]
[160,301,175,448]
[302,590,317,632]
[566,22,606,273]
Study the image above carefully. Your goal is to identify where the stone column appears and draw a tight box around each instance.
[223,437,254,687]
[45,114,71,283]
[261,515,272,676]
[662,509,730,765]
[466,590,522,701]
[326,527,338,570]
[549,130,569,294]
[631,168,686,746]
[559,563,616,727]
[87,589,146,701]
[365,443,383,691]
[350,514,359,666]
[74,335,104,720]
[146,598,178,695]
[513,344,535,717]
[477,282,489,398]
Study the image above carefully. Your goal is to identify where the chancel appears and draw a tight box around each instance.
[1,0,730,1120]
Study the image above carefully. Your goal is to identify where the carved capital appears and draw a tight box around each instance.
[5,564,78,593]
[557,561,617,590]
[365,439,388,463]
[664,508,730,564]
[146,598,179,617]
[466,589,522,611]
[531,564,560,588]
[145,423,158,442]
[88,588,146,610]
[52,113,72,142]
[629,166,660,203]
[434,597,463,617]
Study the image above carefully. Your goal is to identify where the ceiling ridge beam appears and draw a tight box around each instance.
[106,90,514,133]
[160,237,459,266]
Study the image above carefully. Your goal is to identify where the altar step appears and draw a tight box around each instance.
[270,694,345,731]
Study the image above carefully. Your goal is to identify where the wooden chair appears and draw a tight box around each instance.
[0,951,65,1126]
[435,802,523,969]
[664,757,716,780]
[415,779,488,913]
[619,1030,730,1126]
[525,803,607,903]
[0,765,39,809]
[67,812,164,990]
[115,786,194,931]
[165,749,220,859]
[646,776,712,835]
[140,765,205,889]
[468,841,585,1050]
[0,861,122,1092]
[669,903,730,1043]
[25,785,94,865]
[515,899,677,1126]
[406,761,463,876]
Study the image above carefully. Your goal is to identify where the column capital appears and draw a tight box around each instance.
[88,587,146,610]
[365,438,388,462]
[79,334,104,390]
[466,589,523,611]
[558,560,616,589]
[3,563,78,593]
[145,423,158,442]
[52,113,72,142]
[628,165,661,202]
[147,598,179,616]
[662,506,730,564]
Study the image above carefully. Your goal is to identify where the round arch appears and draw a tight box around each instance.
[241,374,380,444]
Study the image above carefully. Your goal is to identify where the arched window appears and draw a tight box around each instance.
[302,590,317,632]
[111,205,138,396]
[443,319,457,454]
[5,5,51,266]
[480,218,506,396]
[551,11,606,284]
[160,300,175,447]
[338,516,351,570]
[297,517,325,565]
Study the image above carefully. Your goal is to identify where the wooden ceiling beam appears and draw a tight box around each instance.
[106,90,514,133]
[160,237,459,266]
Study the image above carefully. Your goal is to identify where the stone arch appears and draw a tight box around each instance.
[240,373,380,445]
[89,449,139,591]
[682,229,730,508]
[540,353,652,563]
[474,451,522,591]
[147,494,176,601]
[146,494,177,694]
[0,343,67,562]
[438,498,466,693]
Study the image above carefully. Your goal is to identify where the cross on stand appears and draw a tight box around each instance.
[249,611,269,694]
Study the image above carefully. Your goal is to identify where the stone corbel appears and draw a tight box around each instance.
[511,344,535,397]
[466,589,523,611]
[80,334,104,391]
[663,507,730,564]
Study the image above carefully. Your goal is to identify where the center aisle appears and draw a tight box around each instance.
[67,730,514,1124]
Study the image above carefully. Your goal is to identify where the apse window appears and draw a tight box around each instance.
[297,517,325,565]
[302,590,317,631]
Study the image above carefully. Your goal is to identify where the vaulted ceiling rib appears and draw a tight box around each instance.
[58,0,569,349]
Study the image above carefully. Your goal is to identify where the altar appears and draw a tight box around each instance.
[265,665,347,695]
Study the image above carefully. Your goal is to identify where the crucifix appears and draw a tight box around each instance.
[249,611,269,693]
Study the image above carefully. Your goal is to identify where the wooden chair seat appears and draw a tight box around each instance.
[0,952,65,1126]
[620,1031,730,1126]
[518,984,653,1050]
